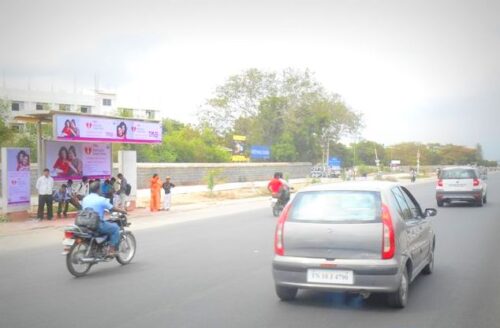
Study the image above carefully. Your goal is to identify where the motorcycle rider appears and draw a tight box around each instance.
[267,172,290,206]
[82,181,127,256]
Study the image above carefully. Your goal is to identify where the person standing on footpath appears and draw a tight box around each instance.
[149,174,162,212]
[36,168,54,221]
[116,173,128,210]
[162,176,175,211]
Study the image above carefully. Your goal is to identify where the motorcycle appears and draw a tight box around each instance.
[62,211,136,277]
[271,197,285,217]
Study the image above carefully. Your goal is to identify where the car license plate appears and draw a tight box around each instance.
[62,239,75,246]
[307,269,354,285]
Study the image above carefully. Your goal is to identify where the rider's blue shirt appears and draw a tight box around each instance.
[81,193,113,221]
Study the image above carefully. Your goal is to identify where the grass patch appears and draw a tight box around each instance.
[0,214,10,223]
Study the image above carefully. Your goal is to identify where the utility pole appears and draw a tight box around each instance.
[417,148,421,174]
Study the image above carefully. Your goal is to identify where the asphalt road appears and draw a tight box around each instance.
[1,174,500,328]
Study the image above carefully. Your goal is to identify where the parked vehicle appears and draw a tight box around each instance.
[272,181,437,308]
[62,211,136,277]
[436,166,488,207]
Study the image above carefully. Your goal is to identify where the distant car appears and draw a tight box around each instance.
[436,166,487,207]
[272,181,437,308]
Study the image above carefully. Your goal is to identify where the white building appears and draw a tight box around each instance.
[0,87,160,130]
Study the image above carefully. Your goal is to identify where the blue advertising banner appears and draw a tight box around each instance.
[250,145,271,160]
[328,157,342,169]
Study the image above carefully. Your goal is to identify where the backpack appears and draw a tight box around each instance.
[75,207,101,231]
[125,183,132,196]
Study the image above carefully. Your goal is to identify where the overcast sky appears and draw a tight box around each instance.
[1,0,499,159]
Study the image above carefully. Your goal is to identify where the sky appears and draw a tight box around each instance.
[1,0,499,160]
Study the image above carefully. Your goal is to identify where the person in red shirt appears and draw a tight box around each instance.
[267,172,284,197]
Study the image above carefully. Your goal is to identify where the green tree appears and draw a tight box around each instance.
[200,68,363,163]
[0,99,14,148]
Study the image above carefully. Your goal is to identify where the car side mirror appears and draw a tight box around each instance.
[424,208,437,217]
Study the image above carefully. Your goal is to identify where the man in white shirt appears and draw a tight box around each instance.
[36,168,54,221]
[75,176,89,200]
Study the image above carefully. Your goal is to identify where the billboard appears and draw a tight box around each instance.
[328,157,342,170]
[250,145,271,160]
[53,113,162,144]
[45,140,112,181]
[232,135,248,162]
[4,148,31,206]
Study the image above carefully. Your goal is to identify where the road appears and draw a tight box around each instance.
[1,175,500,328]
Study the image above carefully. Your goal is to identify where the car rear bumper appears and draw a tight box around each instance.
[436,190,482,202]
[272,255,402,293]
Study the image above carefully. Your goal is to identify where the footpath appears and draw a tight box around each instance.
[0,175,436,238]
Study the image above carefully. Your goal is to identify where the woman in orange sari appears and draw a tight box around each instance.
[150,174,162,212]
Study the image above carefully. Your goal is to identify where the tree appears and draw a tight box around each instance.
[199,68,325,135]
[0,99,14,149]
[199,68,363,163]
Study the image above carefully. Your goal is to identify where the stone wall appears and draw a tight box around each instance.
[0,162,313,196]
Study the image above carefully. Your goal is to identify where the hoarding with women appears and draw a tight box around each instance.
[53,113,162,144]
[45,141,112,181]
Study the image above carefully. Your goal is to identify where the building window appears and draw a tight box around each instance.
[80,106,89,113]
[36,103,44,110]
[146,110,155,120]
[59,104,70,111]
[102,98,112,106]
[11,102,20,111]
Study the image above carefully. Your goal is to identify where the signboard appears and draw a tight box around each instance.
[45,140,112,181]
[53,113,162,144]
[232,135,248,162]
[328,157,342,169]
[250,145,271,160]
[2,148,31,208]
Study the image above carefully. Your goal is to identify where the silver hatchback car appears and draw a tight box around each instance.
[272,181,437,308]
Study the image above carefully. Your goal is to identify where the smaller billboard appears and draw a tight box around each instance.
[328,157,342,169]
[250,145,271,160]
[232,135,248,162]
[5,148,31,206]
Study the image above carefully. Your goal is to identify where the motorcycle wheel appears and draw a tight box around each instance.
[66,242,92,277]
[273,206,281,217]
[116,232,137,265]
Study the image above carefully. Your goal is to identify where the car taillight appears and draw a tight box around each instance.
[274,203,292,256]
[473,179,480,187]
[381,204,395,260]
[64,231,74,239]
[437,179,443,187]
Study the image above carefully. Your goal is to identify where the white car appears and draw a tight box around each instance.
[436,167,488,207]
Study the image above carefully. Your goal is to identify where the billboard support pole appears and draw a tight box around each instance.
[37,120,43,177]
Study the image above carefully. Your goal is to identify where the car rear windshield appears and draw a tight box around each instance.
[441,169,477,179]
[289,191,381,223]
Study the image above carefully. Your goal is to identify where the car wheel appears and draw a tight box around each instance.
[387,267,409,308]
[483,195,487,204]
[476,197,484,207]
[422,246,434,275]
[437,200,444,207]
[275,285,298,301]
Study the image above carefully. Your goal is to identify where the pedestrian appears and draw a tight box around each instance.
[162,176,175,211]
[116,173,128,210]
[53,184,72,218]
[66,179,82,210]
[112,177,121,206]
[75,176,89,201]
[101,179,113,204]
[36,168,54,221]
[150,173,162,212]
